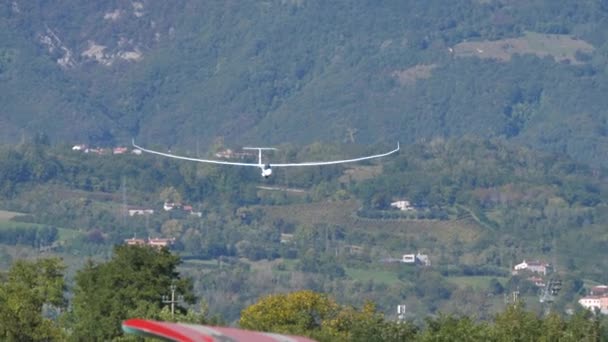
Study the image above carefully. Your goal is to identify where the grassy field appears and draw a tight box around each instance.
[181,258,221,270]
[57,228,82,241]
[0,220,38,229]
[0,210,82,243]
[447,275,508,289]
[345,267,402,285]
[259,199,482,247]
[0,210,24,221]
[453,31,594,64]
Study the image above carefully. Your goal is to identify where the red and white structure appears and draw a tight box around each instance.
[122,319,317,341]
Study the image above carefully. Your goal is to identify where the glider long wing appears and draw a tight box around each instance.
[132,139,261,167]
[271,142,399,167]
[133,139,399,167]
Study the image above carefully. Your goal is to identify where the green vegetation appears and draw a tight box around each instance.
[345,267,401,286]
[1,1,608,168]
[68,245,198,340]
[0,258,66,341]
[0,136,605,322]
[3,255,602,341]
[1,1,608,338]
[239,290,607,342]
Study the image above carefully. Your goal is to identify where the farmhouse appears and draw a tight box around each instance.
[390,200,415,211]
[124,237,175,249]
[513,260,551,275]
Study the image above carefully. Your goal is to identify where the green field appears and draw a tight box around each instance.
[181,258,221,270]
[345,267,402,285]
[260,200,482,247]
[447,276,508,289]
[0,220,36,229]
[0,211,82,243]
[0,210,24,221]
[453,31,594,64]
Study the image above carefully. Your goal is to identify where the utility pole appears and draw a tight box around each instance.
[162,284,183,317]
[512,289,519,304]
[121,176,127,228]
[397,304,407,323]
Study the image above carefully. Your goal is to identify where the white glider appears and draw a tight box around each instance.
[132,139,399,178]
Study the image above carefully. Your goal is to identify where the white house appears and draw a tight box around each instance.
[578,296,607,313]
[148,237,175,248]
[391,200,415,211]
[416,253,431,266]
[402,254,416,263]
[128,208,154,216]
[124,237,175,249]
[163,202,181,211]
[513,260,551,275]
[401,253,431,266]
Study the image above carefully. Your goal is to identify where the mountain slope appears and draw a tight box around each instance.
[2,1,608,166]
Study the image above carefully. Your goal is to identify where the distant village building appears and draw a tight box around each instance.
[390,200,415,211]
[280,233,294,244]
[578,296,608,314]
[72,144,87,151]
[125,237,146,246]
[128,208,154,216]
[163,202,181,211]
[402,254,416,263]
[215,149,255,159]
[401,253,431,266]
[113,147,128,154]
[527,276,546,288]
[215,149,235,159]
[344,245,364,255]
[148,237,175,248]
[590,285,608,296]
[124,237,175,249]
[131,149,142,155]
[162,202,201,217]
[513,260,551,275]
[416,253,431,266]
[85,147,107,155]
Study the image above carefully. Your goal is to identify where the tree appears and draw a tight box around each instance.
[490,303,542,341]
[161,219,184,237]
[239,290,416,342]
[0,258,66,341]
[159,186,182,204]
[239,290,339,337]
[69,245,196,340]
[419,314,490,342]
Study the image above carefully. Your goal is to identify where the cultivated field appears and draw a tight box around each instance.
[453,31,594,64]
[0,210,24,221]
[259,199,482,247]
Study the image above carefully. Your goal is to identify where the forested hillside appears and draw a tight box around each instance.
[2,1,608,167]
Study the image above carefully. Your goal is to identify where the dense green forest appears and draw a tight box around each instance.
[1,1,608,167]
